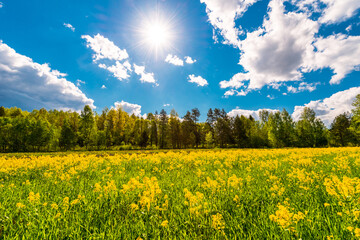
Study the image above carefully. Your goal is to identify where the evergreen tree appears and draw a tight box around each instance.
[159,109,168,148]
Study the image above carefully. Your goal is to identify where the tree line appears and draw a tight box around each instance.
[1,95,360,152]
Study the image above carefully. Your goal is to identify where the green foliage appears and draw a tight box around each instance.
[330,113,354,146]
[59,119,76,150]
[1,148,360,238]
[1,97,360,153]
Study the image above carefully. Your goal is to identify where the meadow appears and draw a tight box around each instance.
[1,148,360,239]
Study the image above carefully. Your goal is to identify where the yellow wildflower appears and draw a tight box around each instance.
[161,220,169,227]
[211,213,225,230]
[16,202,25,209]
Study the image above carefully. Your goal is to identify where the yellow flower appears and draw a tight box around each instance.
[51,203,58,210]
[347,226,354,232]
[161,220,169,227]
[94,183,102,192]
[28,192,40,203]
[355,228,360,237]
[324,203,330,207]
[16,202,25,209]
[70,199,80,205]
[130,203,139,211]
[211,213,225,230]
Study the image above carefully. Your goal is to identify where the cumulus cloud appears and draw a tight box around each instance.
[82,34,135,82]
[227,108,279,120]
[185,56,196,64]
[165,54,197,66]
[82,34,128,62]
[165,54,184,66]
[101,85,106,89]
[188,74,208,87]
[0,41,95,111]
[239,0,318,89]
[63,23,75,32]
[163,103,170,107]
[219,73,247,89]
[218,0,360,96]
[114,100,142,117]
[319,0,360,24]
[292,87,360,127]
[200,0,258,46]
[133,64,158,85]
[303,34,360,84]
[99,61,132,81]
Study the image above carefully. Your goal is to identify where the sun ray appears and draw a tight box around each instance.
[130,4,180,61]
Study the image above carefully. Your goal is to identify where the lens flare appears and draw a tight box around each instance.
[132,7,178,60]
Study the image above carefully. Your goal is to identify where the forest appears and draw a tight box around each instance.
[1,94,360,152]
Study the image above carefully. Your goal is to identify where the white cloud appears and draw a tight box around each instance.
[291,0,360,24]
[292,87,360,127]
[185,56,197,64]
[219,73,247,89]
[346,25,352,32]
[165,54,184,66]
[114,100,142,117]
[0,2,3,8]
[287,82,320,93]
[224,89,236,96]
[165,55,197,65]
[76,79,85,87]
[82,34,128,62]
[133,64,158,85]
[200,0,258,46]
[188,74,208,87]
[303,34,360,84]
[319,0,360,24]
[99,61,132,81]
[163,103,170,107]
[227,108,279,120]
[238,0,319,89]
[101,85,106,89]
[0,41,95,111]
[63,23,75,32]
[218,0,360,96]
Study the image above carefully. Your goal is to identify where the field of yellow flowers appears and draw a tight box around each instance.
[1,148,360,239]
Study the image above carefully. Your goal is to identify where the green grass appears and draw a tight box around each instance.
[1,148,360,239]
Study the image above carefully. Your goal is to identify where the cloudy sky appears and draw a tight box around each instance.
[0,0,359,125]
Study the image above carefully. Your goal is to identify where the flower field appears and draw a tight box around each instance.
[1,148,360,239]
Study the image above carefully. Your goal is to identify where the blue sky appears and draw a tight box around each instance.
[0,0,360,125]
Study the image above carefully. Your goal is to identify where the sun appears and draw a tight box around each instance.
[145,22,170,48]
[133,8,178,59]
